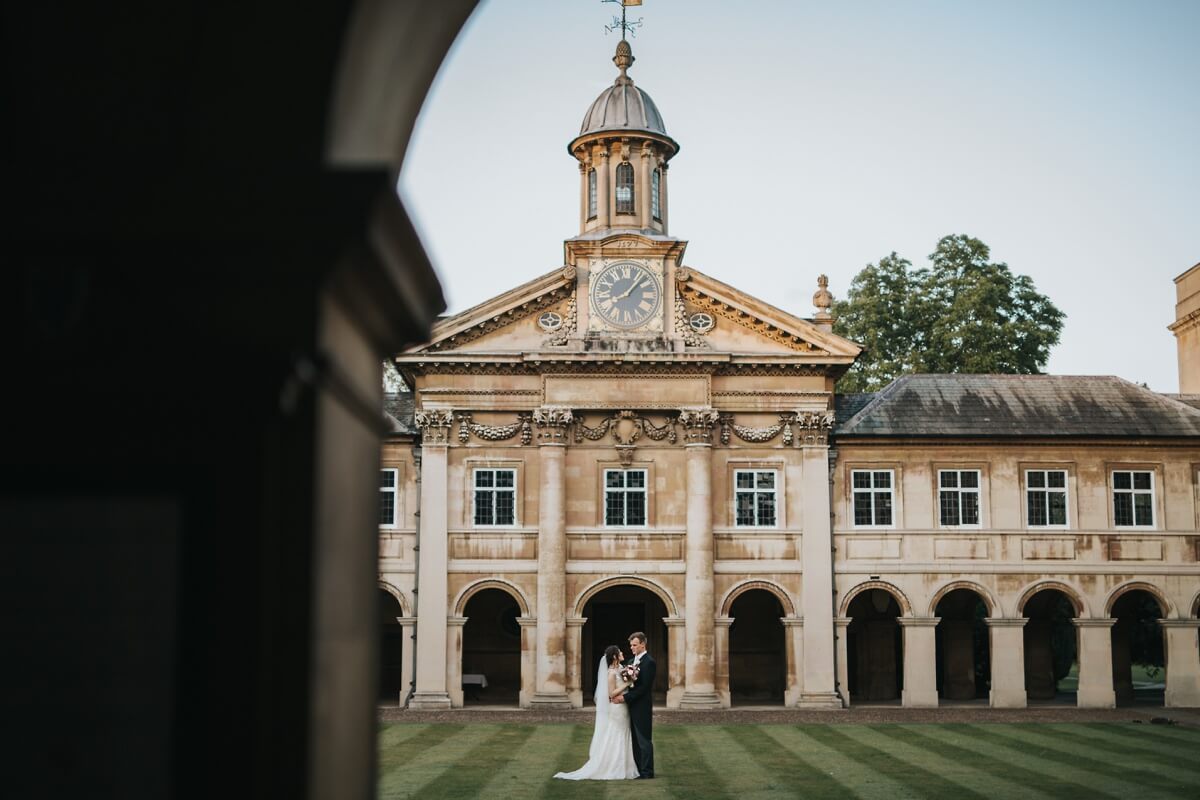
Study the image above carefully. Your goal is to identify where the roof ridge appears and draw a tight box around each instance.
[836,374,911,432]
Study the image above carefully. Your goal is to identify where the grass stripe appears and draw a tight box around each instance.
[766,725,911,800]
[537,723,601,800]
[963,724,1199,797]
[807,726,990,800]
[475,724,581,800]
[377,723,470,792]
[377,723,496,798]
[1036,724,1200,774]
[412,723,538,799]
[729,725,854,798]
[656,726,734,799]
[1095,721,1200,749]
[377,723,431,754]
[1005,724,1200,787]
[879,724,1096,799]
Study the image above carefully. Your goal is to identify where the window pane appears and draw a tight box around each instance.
[1048,491,1067,525]
[961,492,979,526]
[735,492,755,526]
[1133,493,1152,526]
[853,492,873,526]
[605,491,624,525]
[873,471,891,488]
[651,169,661,219]
[1028,492,1047,526]
[874,492,893,525]
[616,163,635,213]
[588,169,597,218]
[476,470,493,488]
[606,471,624,488]
[940,471,958,489]
[757,472,775,489]
[495,470,514,488]
[757,493,776,526]
[939,491,959,526]
[380,470,395,488]
[495,491,515,526]
[627,471,646,488]
[960,471,979,489]
[379,493,395,526]
[626,492,646,526]
[475,492,493,525]
[736,472,754,489]
[1133,472,1151,491]
[1028,471,1045,489]
[1047,471,1066,488]
[1113,471,1131,490]
[852,471,871,489]
[1113,493,1133,526]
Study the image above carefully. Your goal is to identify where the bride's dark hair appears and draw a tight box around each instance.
[604,645,622,666]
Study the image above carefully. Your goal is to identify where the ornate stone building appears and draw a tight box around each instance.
[378,42,1200,711]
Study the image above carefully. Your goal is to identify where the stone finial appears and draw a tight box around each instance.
[812,274,833,320]
[613,39,635,81]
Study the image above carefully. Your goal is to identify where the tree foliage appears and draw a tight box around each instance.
[833,235,1065,392]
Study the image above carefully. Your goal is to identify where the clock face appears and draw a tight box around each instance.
[590,262,661,329]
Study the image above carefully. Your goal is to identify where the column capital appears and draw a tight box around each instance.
[1072,617,1118,629]
[1158,618,1200,629]
[566,616,588,628]
[665,616,687,628]
[396,616,417,626]
[794,410,835,447]
[516,616,538,628]
[414,408,455,445]
[447,615,468,627]
[712,616,733,629]
[834,616,852,630]
[781,616,805,628]
[533,406,574,445]
[678,407,720,445]
[898,617,940,628]
[985,617,1029,628]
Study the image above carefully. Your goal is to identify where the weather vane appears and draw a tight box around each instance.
[603,0,644,40]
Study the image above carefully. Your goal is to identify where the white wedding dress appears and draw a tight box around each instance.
[553,658,639,780]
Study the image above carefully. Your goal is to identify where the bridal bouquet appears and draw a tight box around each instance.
[618,662,640,685]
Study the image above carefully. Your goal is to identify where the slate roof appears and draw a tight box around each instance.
[834,374,1200,438]
[835,392,877,426]
[383,392,416,436]
[1164,394,1200,412]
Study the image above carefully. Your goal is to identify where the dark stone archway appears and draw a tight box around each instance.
[378,589,405,704]
[847,589,903,702]
[934,589,990,701]
[1023,589,1078,702]
[582,585,668,704]
[728,589,786,704]
[1110,589,1166,706]
[462,588,522,706]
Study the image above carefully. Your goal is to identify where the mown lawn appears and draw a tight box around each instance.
[378,721,1200,799]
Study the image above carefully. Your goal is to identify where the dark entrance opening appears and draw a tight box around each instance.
[1111,590,1166,707]
[934,589,990,702]
[1022,589,1077,703]
[729,589,786,705]
[582,585,668,704]
[378,589,405,705]
[462,588,522,706]
[846,589,902,702]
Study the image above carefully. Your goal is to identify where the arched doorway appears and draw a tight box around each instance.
[846,589,903,702]
[378,589,405,705]
[1110,589,1166,706]
[581,584,668,704]
[934,589,990,702]
[1022,588,1077,703]
[461,588,522,706]
[728,590,786,705]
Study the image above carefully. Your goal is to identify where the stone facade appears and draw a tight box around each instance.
[1171,262,1200,394]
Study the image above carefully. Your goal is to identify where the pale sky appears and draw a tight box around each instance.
[399,0,1198,392]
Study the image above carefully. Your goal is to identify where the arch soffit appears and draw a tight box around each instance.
[927,580,999,618]
[719,579,797,617]
[839,580,913,617]
[1103,581,1176,619]
[453,577,532,617]
[378,580,412,617]
[1014,580,1088,618]
[572,575,680,618]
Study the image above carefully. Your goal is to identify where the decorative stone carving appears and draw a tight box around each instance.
[813,274,833,320]
[545,295,577,347]
[561,265,577,283]
[718,413,796,446]
[533,407,574,445]
[674,293,710,348]
[455,412,533,445]
[574,410,678,464]
[794,410,836,445]
[676,282,826,354]
[428,287,571,352]
[413,408,454,445]
[678,408,720,445]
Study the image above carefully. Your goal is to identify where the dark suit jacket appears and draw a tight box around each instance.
[623,653,656,719]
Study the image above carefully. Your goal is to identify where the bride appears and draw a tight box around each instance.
[553,645,638,781]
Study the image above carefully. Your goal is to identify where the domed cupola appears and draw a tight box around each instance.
[569,40,679,236]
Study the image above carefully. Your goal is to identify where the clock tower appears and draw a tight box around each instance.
[565,39,686,345]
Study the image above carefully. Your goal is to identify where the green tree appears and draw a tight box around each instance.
[833,235,1064,392]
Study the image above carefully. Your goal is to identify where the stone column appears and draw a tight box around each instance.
[397,616,416,705]
[782,616,805,706]
[530,407,573,709]
[1160,619,1200,708]
[596,147,611,229]
[518,616,538,708]
[665,616,687,708]
[566,616,588,708]
[1073,618,1116,708]
[409,409,454,709]
[834,617,851,707]
[713,616,733,708]
[985,618,1027,708]
[659,162,669,234]
[447,615,467,708]
[578,161,589,230]
[796,411,841,707]
[899,617,940,708]
[678,408,722,709]
[638,144,653,228]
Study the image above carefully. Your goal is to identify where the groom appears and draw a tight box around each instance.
[614,631,655,779]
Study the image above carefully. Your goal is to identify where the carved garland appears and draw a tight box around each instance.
[456,412,533,445]
[718,413,796,446]
[545,294,577,347]
[574,410,678,445]
[674,293,709,349]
